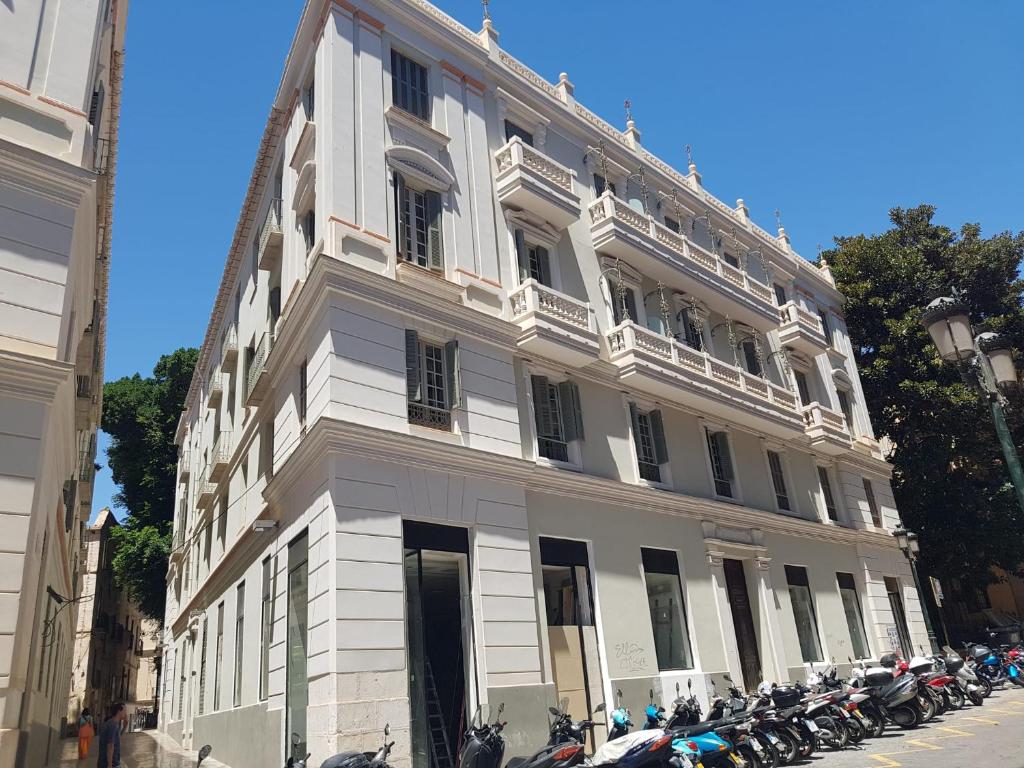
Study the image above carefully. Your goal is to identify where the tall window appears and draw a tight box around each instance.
[677,308,703,351]
[513,229,550,285]
[794,371,812,406]
[642,548,693,670]
[773,284,788,306]
[767,450,790,511]
[260,557,274,701]
[785,565,823,663]
[722,251,740,269]
[741,339,762,376]
[391,49,430,120]
[836,389,854,430]
[593,173,616,197]
[198,619,208,715]
[504,120,533,146]
[234,582,245,707]
[395,173,443,270]
[818,466,839,522]
[214,602,225,710]
[405,331,460,430]
[705,428,735,498]
[630,404,668,483]
[302,210,315,254]
[836,573,870,659]
[299,359,308,427]
[609,280,638,325]
[531,376,584,463]
[884,577,912,658]
[303,77,314,120]
[818,309,833,346]
[663,216,680,234]
[287,532,310,762]
[863,478,882,526]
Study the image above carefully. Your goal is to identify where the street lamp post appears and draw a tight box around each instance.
[920,297,1024,513]
[893,524,940,653]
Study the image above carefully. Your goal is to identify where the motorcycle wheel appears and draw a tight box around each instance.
[946,686,965,710]
[968,688,985,706]
[890,705,919,729]
[1010,674,1024,688]
[978,676,993,698]
[758,740,780,768]
[796,726,815,758]
[737,744,762,768]
[815,716,847,750]
[861,708,885,738]
[768,730,798,765]
[844,716,866,744]
[918,693,937,723]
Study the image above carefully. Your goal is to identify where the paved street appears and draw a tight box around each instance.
[814,685,1024,768]
[56,729,228,768]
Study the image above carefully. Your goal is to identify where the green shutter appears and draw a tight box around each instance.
[715,431,734,480]
[536,246,551,286]
[628,401,642,456]
[514,229,528,282]
[426,190,443,270]
[560,381,584,442]
[444,339,460,409]
[531,376,551,436]
[394,173,407,260]
[405,330,421,402]
[650,409,668,464]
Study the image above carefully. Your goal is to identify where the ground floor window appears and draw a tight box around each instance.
[785,565,823,662]
[837,572,870,659]
[641,548,693,670]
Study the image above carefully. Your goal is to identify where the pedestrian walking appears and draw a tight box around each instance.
[77,708,95,760]
[97,702,127,768]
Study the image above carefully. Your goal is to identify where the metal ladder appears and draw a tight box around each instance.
[425,658,454,768]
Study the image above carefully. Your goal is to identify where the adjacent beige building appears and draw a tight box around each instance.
[67,510,160,731]
[0,1,127,765]
[159,3,932,768]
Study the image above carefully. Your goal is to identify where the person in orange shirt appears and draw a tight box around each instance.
[77,708,95,760]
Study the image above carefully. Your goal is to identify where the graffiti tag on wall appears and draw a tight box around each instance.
[615,642,647,673]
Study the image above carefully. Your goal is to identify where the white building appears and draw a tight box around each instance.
[0,1,126,765]
[159,3,930,767]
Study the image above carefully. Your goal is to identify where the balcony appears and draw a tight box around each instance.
[221,322,238,365]
[778,302,828,357]
[494,137,580,229]
[207,369,223,409]
[179,454,191,482]
[801,402,852,455]
[245,330,275,407]
[196,469,217,509]
[508,279,600,367]
[606,321,804,439]
[169,526,185,564]
[209,431,231,482]
[258,198,283,270]
[588,193,778,331]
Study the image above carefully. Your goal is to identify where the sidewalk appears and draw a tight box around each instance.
[56,729,231,768]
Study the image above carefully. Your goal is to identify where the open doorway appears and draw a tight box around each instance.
[723,558,762,692]
[405,522,475,768]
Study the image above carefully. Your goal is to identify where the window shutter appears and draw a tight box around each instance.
[426,190,443,270]
[514,229,528,282]
[89,83,105,127]
[536,246,551,286]
[405,330,421,402]
[611,284,624,325]
[559,381,584,442]
[394,173,407,259]
[628,401,642,455]
[650,409,668,464]
[531,375,551,436]
[714,432,734,480]
[444,339,460,410]
[624,288,638,323]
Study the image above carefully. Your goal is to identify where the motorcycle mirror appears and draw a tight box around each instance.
[291,733,301,747]
[723,673,732,683]
[198,745,212,767]
[560,697,569,713]
[548,706,561,717]
[616,688,623,704]
[595,703,606,713]
[675,682,681,695]
[385,723,391,737]
[496,703,505,720]
[687,679,692,691]
[649,688,654,702]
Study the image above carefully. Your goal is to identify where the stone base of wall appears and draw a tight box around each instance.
[192,705,282,768]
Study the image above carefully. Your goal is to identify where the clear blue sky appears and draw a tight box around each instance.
[93,0,1024,520]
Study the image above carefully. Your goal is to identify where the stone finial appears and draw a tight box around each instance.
[818,255,835,285]
[685,144,701,187]
[623,100,641,148]
[735,198,749,222]
[555,72,574,102]
[479,11,499,50]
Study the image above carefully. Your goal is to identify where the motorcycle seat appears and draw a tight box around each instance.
[779,706,804,719]
[671,722,719,737]
[507,758,531,768]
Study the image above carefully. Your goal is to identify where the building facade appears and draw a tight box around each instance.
[159,3,931,768]
[0,1,126,765]
[67,510,160,731]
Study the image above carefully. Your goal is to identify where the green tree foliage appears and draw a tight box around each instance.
[825,205,1024,588]
[102,347,198,620]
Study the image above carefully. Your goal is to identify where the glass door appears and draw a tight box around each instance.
[286,532,309,762]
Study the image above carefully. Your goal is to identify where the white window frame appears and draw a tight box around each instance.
[404,329,461,437]
[763,443,795,514]
[506,212,562,290]
[625,396,672,489]
[388,46,432,123]
[671,295,709,352]
[525,366,583,471]
[601,258,645,328]
[815,463,844,525]
[639,546,698,671]
[700,421,742,503]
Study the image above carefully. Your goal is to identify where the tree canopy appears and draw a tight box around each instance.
[102,347,198,620]
[825,205,1024,590]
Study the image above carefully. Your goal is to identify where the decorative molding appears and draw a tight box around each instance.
[385,105,452,149]
[0,350,75,403]
[385,143,455,190]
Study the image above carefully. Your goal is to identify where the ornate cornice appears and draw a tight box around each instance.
[0,350,74,403]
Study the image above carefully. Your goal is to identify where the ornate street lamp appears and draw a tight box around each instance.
[920,296,1024,514]
[892,524,940,653]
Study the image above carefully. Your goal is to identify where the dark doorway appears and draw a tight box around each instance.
[723,559,762,692]
[405,522,472,768]
[884,577,914,658]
